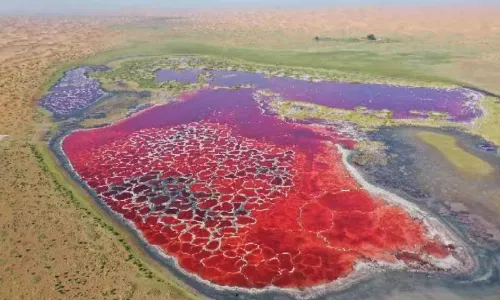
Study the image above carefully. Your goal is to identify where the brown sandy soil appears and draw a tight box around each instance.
[0,16,195,300]
[170,7,500,46]
[0,17,117,136]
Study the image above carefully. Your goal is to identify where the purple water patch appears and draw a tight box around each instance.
[209,70,269,87]
[155,69,201,84]
[44,65,482,122]
[267,78,483,122]
[41,66,106,116]
[202,70,482,122]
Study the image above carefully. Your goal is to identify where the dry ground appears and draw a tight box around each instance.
[0,16,196,300]
[177,7,500,45]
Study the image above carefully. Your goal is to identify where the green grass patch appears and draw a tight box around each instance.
[273,100,395,130]
[272,100,472,133]
[416,131,494,176]
[472,96,500,146]
[82,40,456,86]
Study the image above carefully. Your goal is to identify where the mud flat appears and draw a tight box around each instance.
[354,127,500,243]
[350,126,500,298]
[338,145,474,271]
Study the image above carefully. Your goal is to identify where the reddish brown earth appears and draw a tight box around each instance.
[62,88,454,289]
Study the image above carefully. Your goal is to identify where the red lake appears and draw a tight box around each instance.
[62,88,464,290]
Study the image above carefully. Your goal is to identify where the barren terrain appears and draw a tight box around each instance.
[0,16,196,300]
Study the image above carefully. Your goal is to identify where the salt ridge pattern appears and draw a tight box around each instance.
[62,87,468,290]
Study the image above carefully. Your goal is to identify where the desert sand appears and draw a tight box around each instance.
[0,15,196,300]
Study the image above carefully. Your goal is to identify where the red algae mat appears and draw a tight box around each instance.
[62,88,464,290]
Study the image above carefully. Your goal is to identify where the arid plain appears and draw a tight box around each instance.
[0,16,199,300]
[1,6,500,300]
